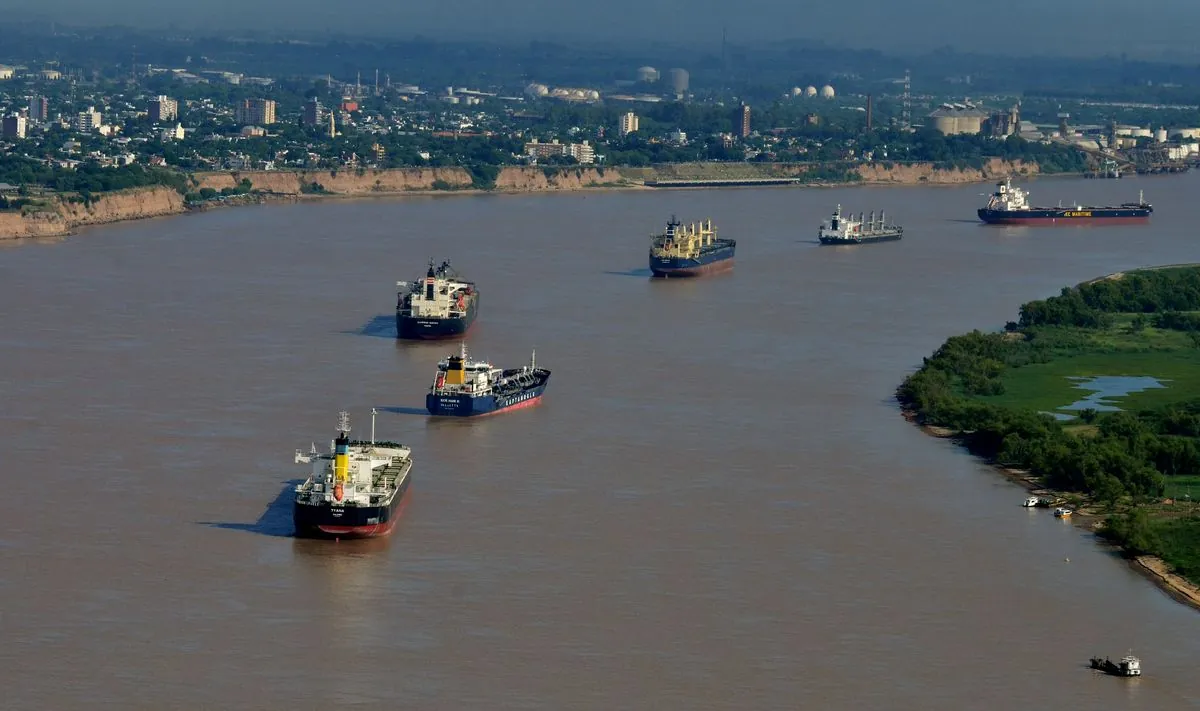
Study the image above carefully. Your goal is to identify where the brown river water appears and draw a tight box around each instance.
[2,174,1200,709]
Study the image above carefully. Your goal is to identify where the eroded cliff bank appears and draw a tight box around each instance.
[0,186,187,239]
[0,159,1045,239]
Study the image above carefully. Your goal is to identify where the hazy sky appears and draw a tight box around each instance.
[5,0,1199,58]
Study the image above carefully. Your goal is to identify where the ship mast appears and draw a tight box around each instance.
[370,407,377,445]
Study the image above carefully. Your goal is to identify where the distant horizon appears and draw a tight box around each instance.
[2,1,1200,63]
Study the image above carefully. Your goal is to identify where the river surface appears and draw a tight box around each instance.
[2,173,1200,710]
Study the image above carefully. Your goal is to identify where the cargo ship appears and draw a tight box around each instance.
[648,215,736,277]
[978,177,1152,225]
[396,260,478,339]
[293,410,412,539]
[426,343,551,417]
[818,205,903,245]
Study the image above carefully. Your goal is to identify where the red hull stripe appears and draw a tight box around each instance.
[317,517,399,539]
[654,259,735,277]
[982,217,1150,226]
[474,394,543,418]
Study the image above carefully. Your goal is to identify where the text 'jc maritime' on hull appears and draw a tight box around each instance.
[977,176,1152,226]
[976,207,1152,225]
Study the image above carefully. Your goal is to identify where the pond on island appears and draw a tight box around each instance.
[1041,375,1169,421]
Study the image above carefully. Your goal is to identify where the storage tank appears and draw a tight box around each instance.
[820,85,835,98]
[805,86,817,97]
[668,68,689,95]
[790,87,803,96]
[1155,127,1168,143]
[637,66,659,83]
[933,115,959,134]
[524,83,549,97]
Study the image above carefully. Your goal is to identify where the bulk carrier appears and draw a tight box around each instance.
[818,205,903,245]
[426,343,551,417]
[396,260,479,339]
[293,411,412,539]
[978,177,1152,225]
[648,216,736,277]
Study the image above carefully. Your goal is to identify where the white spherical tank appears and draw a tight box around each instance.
[524,83,549,97]
[804,86,817,97]
[791,87,803,96]
[820,85,835,98]
[587,90,600,100]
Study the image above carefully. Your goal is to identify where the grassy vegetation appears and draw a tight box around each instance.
[898,265,1200,589]
[982,350,1200,413]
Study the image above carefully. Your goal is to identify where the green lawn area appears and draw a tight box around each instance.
[980,350,1200,414]
[1164,475,1200,501]
[1150,516,1200,582]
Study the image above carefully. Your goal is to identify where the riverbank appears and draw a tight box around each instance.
[0,158,1039,240]
[903,409,1200,612]
[897,265,1200,613]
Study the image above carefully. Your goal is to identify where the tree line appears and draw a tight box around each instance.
[897,267,1200,571]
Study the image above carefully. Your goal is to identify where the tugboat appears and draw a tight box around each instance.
[648,215,736,277]
[978,177,1152,225]
[426,343,551,417]
[396,260,479,340]
[1090,653,1142,677]
[818,205,903,245]
[293,410,413,539]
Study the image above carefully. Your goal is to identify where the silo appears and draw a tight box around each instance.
[668,68,689,95]
[637,66,659,83]
[934,115,958,134]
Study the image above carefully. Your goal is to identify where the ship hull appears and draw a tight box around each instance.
[650,244,736,278]
[978,207,1151,225]
[293,474,411,539]
[819,231,903,245]
[426,374,551,417]
[396,297,479,340]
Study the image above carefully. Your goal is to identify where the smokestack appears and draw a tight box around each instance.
[866,94,873,132]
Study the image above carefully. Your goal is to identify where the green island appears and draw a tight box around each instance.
[897,265,1200,601]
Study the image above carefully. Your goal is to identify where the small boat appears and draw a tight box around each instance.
[1023,496,1040,508]
[1054,507,1073,518]
[1090,653,1142,677]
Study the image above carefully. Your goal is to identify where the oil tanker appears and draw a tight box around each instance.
[648,216,735,277]
[978,177,1152,225]
[293,411,412,539]
[426,343,550,417]
[396,260,478,339]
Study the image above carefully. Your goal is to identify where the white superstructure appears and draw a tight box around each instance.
[294,410,411,508]
[984,177,1031,211]
[397,260,476,320]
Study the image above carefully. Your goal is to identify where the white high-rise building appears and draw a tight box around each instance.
[619,112,639,137]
